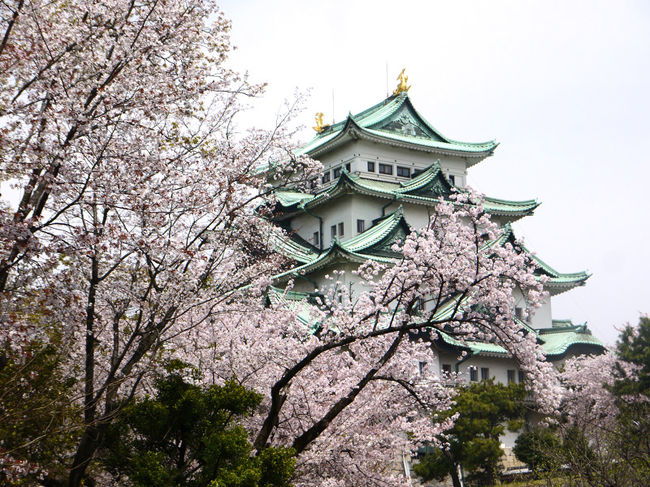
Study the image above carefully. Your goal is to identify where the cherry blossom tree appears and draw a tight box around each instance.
[549,351,648,486]
[1,2,557,486]
[1,0,314,484]
[184,193,559,487]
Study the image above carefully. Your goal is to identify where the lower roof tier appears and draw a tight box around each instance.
[266,287,605,362]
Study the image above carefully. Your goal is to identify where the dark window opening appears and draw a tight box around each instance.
[449,174,456,185]
[322,171,330,184]
[356,219,365,233]
[442,363,452,374]
[470,368,478,382]
[367,161,375,172]
[518,370,526,383]
[397,166,411,178]
[418,361,427,375]
[378,163,393,175]
[515,307,523,320]
[313,232,320,247]
[481,367,490,381]
[333,167,341,178]
[345,163,351,172]
[338,222,344,236]
[330,225,337,239]
[507,369,516,384]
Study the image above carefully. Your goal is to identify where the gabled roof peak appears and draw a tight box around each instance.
[297,94,497,159]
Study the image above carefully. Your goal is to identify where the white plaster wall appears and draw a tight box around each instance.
[455,356,524,386]
[529,299,552,329]
[289,194,436,247]
[511,286,553,330]
[289,212,321,247]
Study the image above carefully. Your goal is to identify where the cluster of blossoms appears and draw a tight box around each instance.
[0,450,43,484]
[180,194,561,486]
[558,352,640,430]
[1,1,571,486]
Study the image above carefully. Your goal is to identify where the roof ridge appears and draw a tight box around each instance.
[483,195,539,206]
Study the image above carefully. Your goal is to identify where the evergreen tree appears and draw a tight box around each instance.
[414,380,526,487]
[100,364,294,487]
[616,315,650,394]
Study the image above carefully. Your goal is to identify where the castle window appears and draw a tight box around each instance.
[378,163,393,175]
[418,361,427,375]
[313,232,320,247]
[518,370,526,383]
[345,163,351,172]
[322,171,330,184]
[367,161,375,172]
[357,219,365,233]
[330,225,337,239]
[469,367,478,382]
[333,167,341,178]
[396,166,411,178]
[507,369,516,384]
[442,363,452,374]
[449,174,456,185]
[481,367,490,381]
[515,307,523,320]
[338,222,344,236]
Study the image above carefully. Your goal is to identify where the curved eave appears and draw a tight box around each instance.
[468,342,510,357]
[298,116,496,159]
[359,127,495,157]
[544,274,591,296]
[397,160,444,192]
[543,337,606,360]
[343,208,409,253]
[272,243,393,282]
[482,197,540,219]
[434,330,473,353]
[271,234,321,264]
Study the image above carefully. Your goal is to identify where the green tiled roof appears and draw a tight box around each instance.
[442,323,605,359]
[483,196,540,217]
[273,162,539,220]
[270,231,320,264]
[488,225,591,293]
[273,210,587,295]
[296,93,497,159]
[272,241,394,282]
[271,207,409,266]
[274,191,314,208]
[526,248,591,292]
[538,324,605,357]
[552,318,576,328]
[342,208,409,254]
[264,286,605,361]
[266,286,320,329]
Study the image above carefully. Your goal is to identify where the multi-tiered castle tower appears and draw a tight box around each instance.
[268,83,604,400]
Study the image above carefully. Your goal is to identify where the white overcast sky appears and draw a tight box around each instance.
[219,0,650,345]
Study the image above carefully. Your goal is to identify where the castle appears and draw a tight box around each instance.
[266,79,605,454]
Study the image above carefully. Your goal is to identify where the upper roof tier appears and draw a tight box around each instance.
[273,162,539,222]
[297,93,498,163]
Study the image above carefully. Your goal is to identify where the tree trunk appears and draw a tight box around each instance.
[67,424,103,487]
[449,464,462,487]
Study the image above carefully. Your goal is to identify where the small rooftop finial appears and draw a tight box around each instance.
[393,68,411,96]
[313,112,329,133]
